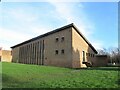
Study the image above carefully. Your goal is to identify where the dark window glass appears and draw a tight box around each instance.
[61,49,64,54]
[55,50,58,55]
[82,51,85,62]
[0,56,1,62]
[61,36,64,42]
[88,53,90,56]
[56,37,59,42]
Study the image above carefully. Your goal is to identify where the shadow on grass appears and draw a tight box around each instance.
[115,78,120,88]
[2,73,25,88]
[74,67,120,71]
[2,73,17,83]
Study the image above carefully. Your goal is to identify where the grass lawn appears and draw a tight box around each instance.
[1,62,120,88]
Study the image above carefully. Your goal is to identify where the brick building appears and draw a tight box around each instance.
[0,48,12,62]
[11,23,99,68]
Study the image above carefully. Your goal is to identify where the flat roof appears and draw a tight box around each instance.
[11,23,97,54]
[96,55,108,57]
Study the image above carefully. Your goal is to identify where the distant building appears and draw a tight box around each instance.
[11,23,101,68]
[0,48,12,62]
[94,55,108,67]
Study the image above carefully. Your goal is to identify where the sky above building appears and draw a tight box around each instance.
[0,0,118,50]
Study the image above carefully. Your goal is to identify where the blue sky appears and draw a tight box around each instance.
[0,1,118,50]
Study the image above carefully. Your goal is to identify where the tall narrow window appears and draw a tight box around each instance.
[42,40,44,65]
[0,56,1,62]
[82,51,85,62]
[88,53,90,57]
[91,54,93,57]
[61,36,64,42]
[90,54,92,57]
[55,50,58,55]
[61,49,64,54]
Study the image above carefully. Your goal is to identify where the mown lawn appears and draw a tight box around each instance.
[1,62,119,88]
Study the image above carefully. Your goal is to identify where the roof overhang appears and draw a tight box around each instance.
[11,23,98,54]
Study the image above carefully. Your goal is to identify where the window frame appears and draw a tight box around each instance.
[61,49,64,54]
[55,50,59,55]
[55,37,59,42]
[82,51,85,62]
[61,36,65,42]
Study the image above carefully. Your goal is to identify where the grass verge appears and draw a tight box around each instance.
[2,62,119,88]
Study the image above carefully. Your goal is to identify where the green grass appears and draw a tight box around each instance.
[2,62,119,88]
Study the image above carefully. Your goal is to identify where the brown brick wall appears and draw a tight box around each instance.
[12,47,19,63]
[11,25,97,68]
[0,50,12,62]
[72,27,96,68]
[44,28,72,68]
[94,55,108,67]
[12,27,73,68]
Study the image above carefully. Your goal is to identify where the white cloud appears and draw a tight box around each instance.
[7,8,38,23]
[92,41,104,50]
[30,26,52,36]
[0,26,52,50]
[48,2,95,37]
[48,1,102,50]
[0,2,104,51]
[0,28,32,50]
[1,4,54,50]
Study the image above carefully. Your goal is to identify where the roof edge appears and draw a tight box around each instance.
[71,24,98,54]
[11,23,97,54]
[11,23,74,48]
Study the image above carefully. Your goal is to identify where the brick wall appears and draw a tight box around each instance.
[1,50,12,62]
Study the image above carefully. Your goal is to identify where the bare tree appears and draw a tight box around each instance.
[97,47,120,65]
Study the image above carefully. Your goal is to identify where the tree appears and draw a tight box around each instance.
[97,47,120,65]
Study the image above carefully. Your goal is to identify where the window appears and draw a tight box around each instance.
[0,56,1,62]
[61,49,64,54]
[82,51,85,62]
[61,36,64,42]
[91,53,92,57]
[55,50,58,55]
[88,53,90,56]
[86,53,88,56]
[91,54,92,57]
[55,37,59,42]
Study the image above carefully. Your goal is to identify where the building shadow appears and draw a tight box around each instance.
[72,49,81,68]
[73,67,120,71]
[2,73,18,83]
